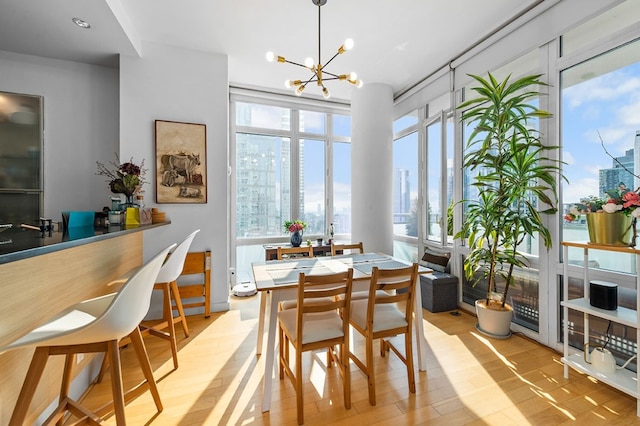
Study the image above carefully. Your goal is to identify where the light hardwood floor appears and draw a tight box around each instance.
[76,295,640,425]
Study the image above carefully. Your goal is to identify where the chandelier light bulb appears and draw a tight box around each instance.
[343,38,354,50]
[285,80,302,88]
[295,86,305,96]
[349,72,357,81]
[356,79,363,88]
[304,57,315,68]
[266,51,275,62]
[322,87,331,99]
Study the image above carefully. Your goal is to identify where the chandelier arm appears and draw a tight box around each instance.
[321,51,342,70]
[282,59,311,69]
[321,70,342,79]
[301,74,317,88]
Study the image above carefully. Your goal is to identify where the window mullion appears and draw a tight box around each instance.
[290,109,301,221]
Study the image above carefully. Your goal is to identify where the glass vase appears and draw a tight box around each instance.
[290,230,303,247]
[118,194,139,211]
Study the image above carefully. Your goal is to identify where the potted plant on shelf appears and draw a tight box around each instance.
[455,72,565,338]
[565,186,640,247]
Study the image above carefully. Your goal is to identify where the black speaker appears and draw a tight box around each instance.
[590,280,618,310]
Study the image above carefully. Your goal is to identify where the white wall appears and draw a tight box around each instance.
[0,50,119,218]
[0,42,231,314]
[120,41,230,313]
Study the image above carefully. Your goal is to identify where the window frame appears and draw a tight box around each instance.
[229,92,351,280]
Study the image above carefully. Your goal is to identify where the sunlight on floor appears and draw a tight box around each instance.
[310,352,329,399]
[79,296,640,425]
[425,322,580,424]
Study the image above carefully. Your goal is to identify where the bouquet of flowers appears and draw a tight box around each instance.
[96,154,147,197]
[284,220,306,233]
[565,186,640,222]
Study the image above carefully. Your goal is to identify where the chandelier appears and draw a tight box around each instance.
[266,0,363,99]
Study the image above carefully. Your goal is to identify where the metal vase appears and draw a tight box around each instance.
[586,212,633,246]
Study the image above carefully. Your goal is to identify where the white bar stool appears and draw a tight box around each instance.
[140,229,199,369]
[0,244,176,426]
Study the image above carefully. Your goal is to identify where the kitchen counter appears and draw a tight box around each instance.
[0,220,170,424]
[0,221,170,265]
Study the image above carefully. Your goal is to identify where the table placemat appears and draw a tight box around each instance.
[337,253,390,265]
[268,264,333,285]
[265,258,318,271]
[353,259,411,275]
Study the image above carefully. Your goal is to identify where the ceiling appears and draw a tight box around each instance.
[0,0,540,102]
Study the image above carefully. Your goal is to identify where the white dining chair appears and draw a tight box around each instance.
[0,243,176,426]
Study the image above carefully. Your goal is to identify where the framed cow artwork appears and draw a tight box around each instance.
[155,120,207,204]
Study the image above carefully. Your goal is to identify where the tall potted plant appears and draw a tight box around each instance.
[455,73,565,337]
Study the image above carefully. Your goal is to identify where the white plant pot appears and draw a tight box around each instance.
[475,299,513,339]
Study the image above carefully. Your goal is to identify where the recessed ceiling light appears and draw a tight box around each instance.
[72,17,91,29]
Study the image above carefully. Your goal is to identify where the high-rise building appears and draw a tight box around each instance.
[393,168,410,223]
[634,130,640,190]
[235,104,291,238]
[599,147,635,196]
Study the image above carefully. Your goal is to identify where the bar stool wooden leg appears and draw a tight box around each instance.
[55,353,75,426]
[10,347,50,426]
[170,280,190,337]
[107,339,127,425]
[129,326,163,412]
[94,329,163,419]
[163,282,179,369]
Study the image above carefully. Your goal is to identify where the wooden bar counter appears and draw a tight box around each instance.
[0,222,169,425]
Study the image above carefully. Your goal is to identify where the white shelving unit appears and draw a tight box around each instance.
[561,241,640,416]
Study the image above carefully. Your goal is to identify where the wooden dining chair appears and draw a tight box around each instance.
[330,241,364,256]
[349,263,419,406]
[277,269,353,425]
[276,245,314,260]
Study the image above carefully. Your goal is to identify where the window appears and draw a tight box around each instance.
[235,133,290,238]
[561,39,640,275]
[425,111,454,244]
[426,117,442,243]
[232,97,350,281]
[393,115,419,238]
[299,139,325,235]
[333,141,351,235]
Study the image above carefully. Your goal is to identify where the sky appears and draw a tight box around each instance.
[562,61,640,202]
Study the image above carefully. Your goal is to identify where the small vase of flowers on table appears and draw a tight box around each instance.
[96,155,148,226]
[96,154,147,210]
[284,220,306,247]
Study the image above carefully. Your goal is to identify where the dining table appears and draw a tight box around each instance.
[251,252,432,412]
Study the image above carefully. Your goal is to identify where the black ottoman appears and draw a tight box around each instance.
[420,272,458,313]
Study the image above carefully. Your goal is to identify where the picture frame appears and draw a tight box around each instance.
[155,120,207,204]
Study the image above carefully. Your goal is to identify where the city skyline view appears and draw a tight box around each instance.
[562,60,640,203]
